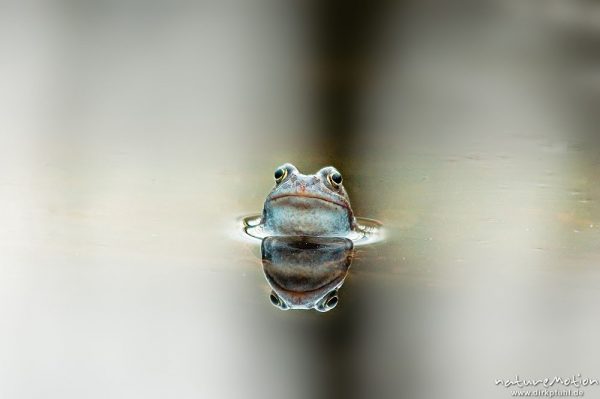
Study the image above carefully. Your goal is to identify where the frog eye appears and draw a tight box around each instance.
[274,167,288,183]
[328,172,343,188]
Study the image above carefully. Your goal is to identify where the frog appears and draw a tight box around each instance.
[261,163,357,237]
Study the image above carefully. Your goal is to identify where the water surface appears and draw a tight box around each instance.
[2,2,600,399]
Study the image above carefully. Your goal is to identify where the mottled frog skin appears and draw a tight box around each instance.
[262,163,356,236]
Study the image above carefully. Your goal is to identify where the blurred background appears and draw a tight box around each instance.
[1,0,600,398]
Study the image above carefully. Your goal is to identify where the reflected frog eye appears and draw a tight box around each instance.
[270,292,280,306]
[328,172,343,188]
[326,295,338,309]
[274,167,287,183]
[316,291,339,312]
[269,291,288,310]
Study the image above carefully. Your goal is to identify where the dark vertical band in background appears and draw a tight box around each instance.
[305,0,394,167]
[304,3,395,399]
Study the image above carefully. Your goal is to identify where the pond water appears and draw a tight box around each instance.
[2,133,599,399]
[2,1,600,399]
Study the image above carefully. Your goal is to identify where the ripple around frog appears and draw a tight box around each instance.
[240,214,385,246]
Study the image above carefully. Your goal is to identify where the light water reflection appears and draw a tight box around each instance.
[242,214,385,246]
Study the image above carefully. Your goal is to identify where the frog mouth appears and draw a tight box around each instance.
[269,193,349,209]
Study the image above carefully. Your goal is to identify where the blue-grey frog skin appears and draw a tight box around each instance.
[262,163,357,236]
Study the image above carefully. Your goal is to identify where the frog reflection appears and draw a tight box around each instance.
[261,236,354,312]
